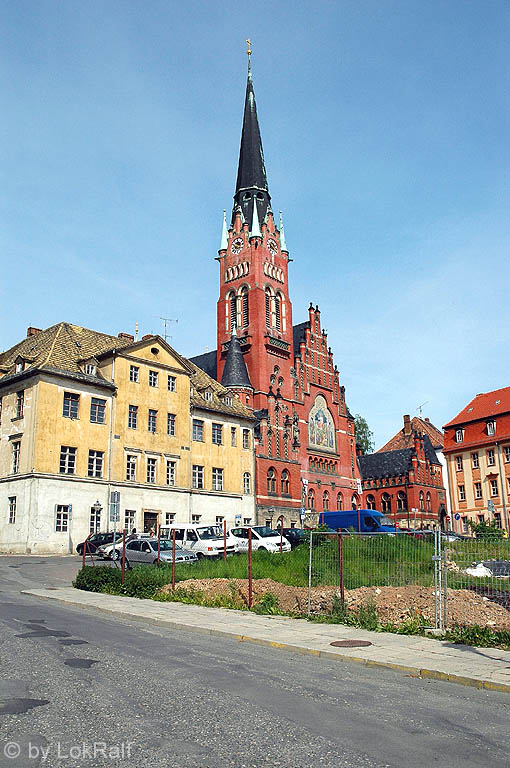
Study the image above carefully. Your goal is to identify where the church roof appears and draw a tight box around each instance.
[220,330,252,389]
[189,349,217,380]
[360,433,441,479]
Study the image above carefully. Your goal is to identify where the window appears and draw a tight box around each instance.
[494,512,502,529]
[487,420,496,436]
[149,370,158,387]
[148,409,157,433]
[165,512,176,526]
[241,286,249,327]
[455,456,463,472]
[212,423,223,445]
[397,492,407,511]
[419,491,425,511]
[243,472,251,494]
[166,460,176,486]
[366,494,376,510]
[147,457,157,484]
[204,389,213,402]
[191,514,201,524]
[471,452,479,469]
[243,517,252,525]
[59,446,76,474]
[265,289,271,327]
[216,515,224,525]
[8,496,16,524]
[63,392,79,419]
[129,365,139,383]
[458,484,466,501]
[225,396,232,406]
[125,509,136,531]
[84,363,96,375]
[307,489,315,510]
[487,449,495,467]
[455,429,464,443]
[490,478,498,497]
[90,397,106,424]
[192,465,204,489]
[192,419,204,442]
[323,491,330,511]
[265,518,273,527]
[462,516,469,534]
[88,450,104,478]
[89,505,101,533]
[167,375,176,392]
[15,390,24,419]
[281,469,290,495]
[274,294,281,331]
[11,441,20,474]
[212,467,223,491]
[229,292,237,330]
[351,495,358,510]
[474,482,482,499]
[381,493,391,514]
[267,467,276,494]
[128,405,138,429]
[505,447,510,463]
[55,505,69,532]
[126,454,137,481]
[15,359,24,373]
[477,514,485,524]
[167,413,176,436]
[242,428,250,449]
[426,492,431,512]
[336,492,343,510]
[231,427,237,446]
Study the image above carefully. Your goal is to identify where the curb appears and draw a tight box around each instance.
[21,589,510,694]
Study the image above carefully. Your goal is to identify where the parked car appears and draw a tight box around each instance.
[279,528,308,549]
[465,559,510,578]
[160,524,238,559]
[97,532,151,560]
[320,510,395,534]
[76,531,120,555]
[229,526,291,553]
[110,538,198,566]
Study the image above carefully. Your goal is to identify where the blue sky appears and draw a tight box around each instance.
[2,0,510,447]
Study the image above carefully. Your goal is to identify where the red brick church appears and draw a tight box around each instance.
[191,56,362,526]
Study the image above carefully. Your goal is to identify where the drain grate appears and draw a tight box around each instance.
[330,639,373,648]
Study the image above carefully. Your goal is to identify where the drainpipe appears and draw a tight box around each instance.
[106,352,116,532]
[495,442,509,533]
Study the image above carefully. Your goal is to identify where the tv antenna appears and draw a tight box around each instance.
[160,317,178,343]
[416,401,429,417]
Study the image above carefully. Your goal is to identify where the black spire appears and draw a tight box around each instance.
[232,59,271,226]
[221,329,252,389]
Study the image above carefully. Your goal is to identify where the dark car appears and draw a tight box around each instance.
[76,532,120,555]
[280,528,308,549]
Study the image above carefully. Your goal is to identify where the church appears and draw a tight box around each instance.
[191,54,362,528]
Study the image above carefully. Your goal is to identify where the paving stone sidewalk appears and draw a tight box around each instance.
[23,587,510,693]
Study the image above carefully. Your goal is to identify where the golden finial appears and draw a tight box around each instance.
[246,38,252,57]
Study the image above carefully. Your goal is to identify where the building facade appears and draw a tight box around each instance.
[191,58,361,527]
[443,387,510,535]
[0,323,255,553]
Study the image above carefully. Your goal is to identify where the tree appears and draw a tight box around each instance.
[354,414,374,455]
[468,519,505,539]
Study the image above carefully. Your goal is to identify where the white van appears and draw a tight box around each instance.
[229,525,291,553]
[160,524,238,559]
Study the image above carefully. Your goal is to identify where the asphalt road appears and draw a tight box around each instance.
[1,556,510,768]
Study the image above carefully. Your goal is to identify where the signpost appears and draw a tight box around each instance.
[110,491,120,557]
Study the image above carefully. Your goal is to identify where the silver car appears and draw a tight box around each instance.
[112,538,198,566]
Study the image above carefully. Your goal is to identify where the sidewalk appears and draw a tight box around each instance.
[23,587,510,693]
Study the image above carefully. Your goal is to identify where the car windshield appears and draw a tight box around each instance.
[378,516,393,526]
[252,526,278,538]
[196,526,222,540]
[149,540,183,552]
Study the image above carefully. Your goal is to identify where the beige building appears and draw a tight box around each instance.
[0,323,256,553]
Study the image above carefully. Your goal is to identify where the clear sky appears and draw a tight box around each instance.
[2,0,510,448]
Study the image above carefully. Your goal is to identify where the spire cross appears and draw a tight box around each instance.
[246,38,252,57]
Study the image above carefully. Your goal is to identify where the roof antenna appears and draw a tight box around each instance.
[134,322,139,341]
[416,401,429,417]
[160,316,178,343]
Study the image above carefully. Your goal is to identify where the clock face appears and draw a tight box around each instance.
[231,237,244,255]
[267,238,278,255]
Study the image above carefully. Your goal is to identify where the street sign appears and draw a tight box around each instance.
[356,479,362,494]
[488,500,495,513]
[109,490,120,523]
[454,513,461,521]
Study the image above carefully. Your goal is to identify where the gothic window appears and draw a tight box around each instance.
[366,494,375,510]
[323,491,329,511]
[426,492,432,512]
[336,492,343,510]
[265,288,271,327]
[275,293,281,331]
[381,493,391,514]
[419,491,425,512]
[396,492,407,511]
[241,287,249,327]
[229,292,237,330]
[351,494,359,510]
[267,467,276,494]
[281,469,290,495]
[307,488,315,510]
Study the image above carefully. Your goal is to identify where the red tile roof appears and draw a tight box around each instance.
[443,386,510,428]
[378,416,443,452]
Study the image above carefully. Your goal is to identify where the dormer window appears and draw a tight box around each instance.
[84,363,96,376]
[487,420,496,436]
[204,389,213,402]
[15,358,25,373]
[455,429,464,443]
[224,396,232,406]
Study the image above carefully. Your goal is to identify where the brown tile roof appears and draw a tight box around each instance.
[443,386,510,428]
[188,361,254,421]
[377,416,444,452]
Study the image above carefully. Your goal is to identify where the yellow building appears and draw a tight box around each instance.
[0,323,255,553]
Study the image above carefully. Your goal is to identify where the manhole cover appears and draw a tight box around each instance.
[330,640,373,648]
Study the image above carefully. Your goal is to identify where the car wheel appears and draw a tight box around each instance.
[258,547,267,552]
[111,549,120,561]
[76,545,83,555]
[196,552,204,560]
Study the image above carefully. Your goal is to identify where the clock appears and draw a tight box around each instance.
[267,238,278,255]
[231,237,244,255]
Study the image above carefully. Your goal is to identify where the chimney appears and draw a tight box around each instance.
[118,332,134,341]
[142,334,152,341]
[27,327,42,337]
[403,414,411,437]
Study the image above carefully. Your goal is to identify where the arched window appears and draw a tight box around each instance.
[366,494,376,510]
[351,494,359,510]
[397,492,407,511]
[307,488,315,510]
[229,292,237,330]
[275,293,281,331]
[243,472,251,494]
[426,492,431,512]
[419,491,425,512]
[281,469,290,495]
[323,491,330,511]
[241,287,249,327]
[336,492,343,510]
[265,288,271,327]
[381,493,391,514]
[267,467,276,494]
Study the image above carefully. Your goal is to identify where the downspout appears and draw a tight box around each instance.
[106,352,116,532]
[495,442,509,533]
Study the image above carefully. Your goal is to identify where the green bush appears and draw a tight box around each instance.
[73,566,122,593]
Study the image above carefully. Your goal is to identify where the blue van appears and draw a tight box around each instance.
[319,509,395,534]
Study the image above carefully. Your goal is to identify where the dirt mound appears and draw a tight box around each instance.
[161,578,510,629]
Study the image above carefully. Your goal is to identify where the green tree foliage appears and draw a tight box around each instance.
[354,414,374,455]
[468,519,505,539]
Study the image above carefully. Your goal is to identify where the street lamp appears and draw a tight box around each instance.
[92,499,102,533]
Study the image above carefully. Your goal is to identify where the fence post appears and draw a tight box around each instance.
[279,516,283,553]
[121,529,126,585]
[82,533,92,569]
[441,531,448,629]
[433,529,439,629]
[337,533,344,606]
[307,530,313,615]
[248,527,253,608]
[357,508,361,533]
[157,525,161,565]
[171,529,176,590]
[223,519,227,561]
